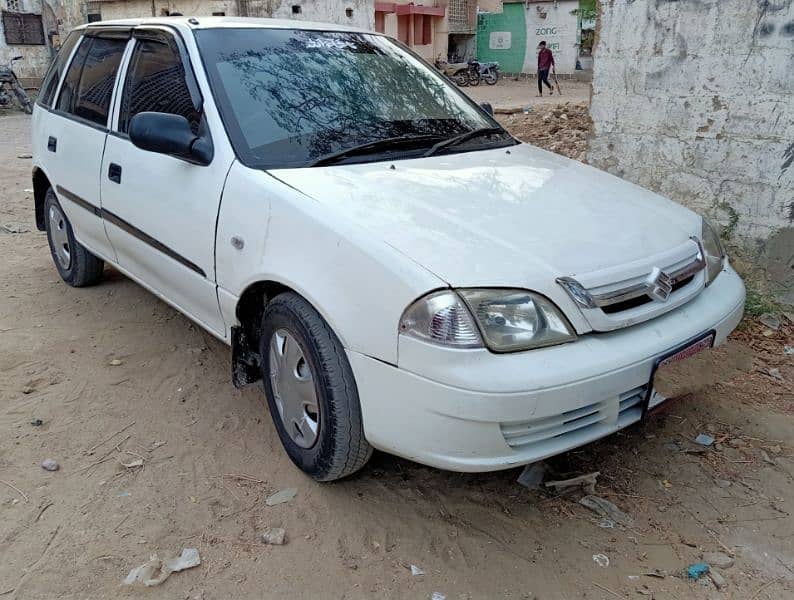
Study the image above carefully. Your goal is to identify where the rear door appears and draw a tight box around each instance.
[100,28,230,336]
[43,30,130,261]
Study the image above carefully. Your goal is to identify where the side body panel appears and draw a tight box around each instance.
[215,162,444,364]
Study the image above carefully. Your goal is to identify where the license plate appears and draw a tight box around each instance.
[641,330,715,419]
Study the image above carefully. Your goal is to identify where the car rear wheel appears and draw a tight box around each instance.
[259,292,372,481]
[44,188,104,287]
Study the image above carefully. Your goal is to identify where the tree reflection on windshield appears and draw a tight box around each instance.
[196,28,497,168]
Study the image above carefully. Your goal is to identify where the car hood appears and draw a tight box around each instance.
[269,144,701,288]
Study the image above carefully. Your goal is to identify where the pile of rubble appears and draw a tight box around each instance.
[497,102,592,162]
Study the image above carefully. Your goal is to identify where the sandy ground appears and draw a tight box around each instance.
[1,111,793,600]
[462,78,591,111]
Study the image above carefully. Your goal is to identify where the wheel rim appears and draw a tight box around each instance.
[269,329,320,449]
[48,204,71,270]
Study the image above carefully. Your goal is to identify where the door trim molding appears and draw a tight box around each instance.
[55,185,207,278]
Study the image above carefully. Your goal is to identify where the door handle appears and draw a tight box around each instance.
[47,136,57,152]
[108,163,122,184]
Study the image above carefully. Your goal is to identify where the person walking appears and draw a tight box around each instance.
[537,41,555,96]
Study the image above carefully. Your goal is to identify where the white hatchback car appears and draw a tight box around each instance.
[31,17,745,481]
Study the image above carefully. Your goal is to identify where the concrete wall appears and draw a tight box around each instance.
[588,0,794,303]
[476,0,579,73]
[0,0,55,82]
[270,0,374,29]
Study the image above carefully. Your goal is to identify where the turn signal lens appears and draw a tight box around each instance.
[399,290,483,348]
[701,218,726,285]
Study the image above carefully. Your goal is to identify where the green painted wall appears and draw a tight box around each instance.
[476,3,527,73]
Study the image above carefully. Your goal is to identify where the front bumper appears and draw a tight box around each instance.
[348,265,745,472]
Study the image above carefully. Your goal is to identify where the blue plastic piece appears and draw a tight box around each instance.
[687,562,710,579]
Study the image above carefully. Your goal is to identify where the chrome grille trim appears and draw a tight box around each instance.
[557,238,707,332]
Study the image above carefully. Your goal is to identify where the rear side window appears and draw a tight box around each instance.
[37,31,81,108]
[119,37,199,134]
[56,36,127,127]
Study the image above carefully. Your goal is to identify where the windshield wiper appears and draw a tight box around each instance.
[308,134,445,167]
[422,127,510,158]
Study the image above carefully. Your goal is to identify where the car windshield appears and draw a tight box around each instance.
[195,28,511,169]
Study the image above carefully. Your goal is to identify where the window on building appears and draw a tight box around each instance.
[87,13,101,22]
[119,36,199,134]
[212,11,225,16]
[2,10,45,45]
[291,5,301,14]
[37,30,80,108]
[345,8,353,18]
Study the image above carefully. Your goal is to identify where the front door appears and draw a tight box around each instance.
[100,29,231,336]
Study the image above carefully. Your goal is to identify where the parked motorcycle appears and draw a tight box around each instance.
[434,56,472,87]
[478,61,501,85]
[0,56,33,114]
[466,60,481,87]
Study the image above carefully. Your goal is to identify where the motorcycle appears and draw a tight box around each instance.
[466,60,481,87]
[478,61,501,86]
[434,56,472,87]
[0,56,33,114]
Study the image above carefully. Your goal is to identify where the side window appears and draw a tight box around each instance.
[119,37,199,134]
[37,31,80,108]
[55,37,91,114]
[56,36,126,126]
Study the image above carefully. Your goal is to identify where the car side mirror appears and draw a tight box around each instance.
[479,102,494,116]
[129,112,213,166]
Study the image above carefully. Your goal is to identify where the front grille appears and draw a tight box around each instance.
[601,275,695,314]
[557,238,707,332]
[501,385,647,451]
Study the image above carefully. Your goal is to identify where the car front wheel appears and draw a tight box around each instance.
[259,292,372,481]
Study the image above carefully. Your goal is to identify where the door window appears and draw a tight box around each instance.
[119,36,199,134]
[56,35,127,127]
[37,30,81,108]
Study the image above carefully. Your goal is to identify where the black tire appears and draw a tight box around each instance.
[453,71,469,87]
[44,187,104,287]
[259,292,372,481]
[469,71,481,86]
[485,72,498,85]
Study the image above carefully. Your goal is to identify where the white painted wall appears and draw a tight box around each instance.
[0,0,52,82]
[588,0,794,302]
[523,0,578,74]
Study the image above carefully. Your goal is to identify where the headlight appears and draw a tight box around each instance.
[701,218,726,285]
[400,289,576,352]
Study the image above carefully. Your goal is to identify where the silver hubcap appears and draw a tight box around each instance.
[48,204,71,270]
[269,329,320,448]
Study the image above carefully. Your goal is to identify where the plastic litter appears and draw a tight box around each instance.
[109,359,123,366]
[410,565,425,576]
[579,495,634,527]
[123,548,201,586]
[686,562,709,580]
[759,313,781,330]
[431,593,446,600]
[592,554,609,568]
[517,462,547,490]
[30,419,43,427]
[121,458,144,469]
[266,488,297,506]
[695,433,715,446]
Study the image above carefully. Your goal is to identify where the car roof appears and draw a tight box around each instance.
[77,16,369,34]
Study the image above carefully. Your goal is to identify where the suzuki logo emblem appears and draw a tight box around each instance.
[646,267,673,302]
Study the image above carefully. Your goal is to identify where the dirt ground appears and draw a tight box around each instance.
[1,111,793,600]
[462,78,591,111]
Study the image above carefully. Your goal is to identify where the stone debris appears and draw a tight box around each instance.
[41,458,59,472]
[123,548,201,586]
[579,495,634,527]
[498,102,592,162]
[592,553,610,568]
[702,551,734,569]
[709,569,727,590]
[516,461,547,490]
[261,527,287,545]
[759,313,781,330]
[266,488,297,506]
